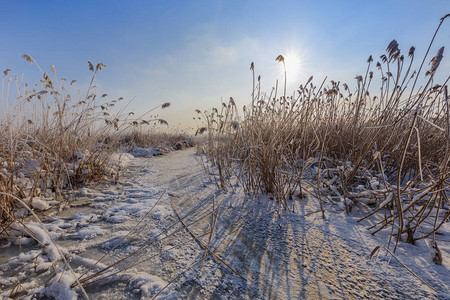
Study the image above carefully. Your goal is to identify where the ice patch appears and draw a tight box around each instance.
[30,197,50,211]
[2,222,63,263]
[36,262,53,273]
[107,214,129,223]
[79,187,92,197]
[39,274,78,300]
[129,272,167,297]
[126,188,157,198]
[129,147,163,157]
[13,237,35,246]
[71,213,99,225]
[152,205,171,220]
[9,222,53,246]
[100,232,137,251]
[102,189,119,195]
[16,250,42,262]
[370,179,380,190]
[74,225,106,240]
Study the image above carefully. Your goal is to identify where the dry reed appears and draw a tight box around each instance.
[198,15,450,258]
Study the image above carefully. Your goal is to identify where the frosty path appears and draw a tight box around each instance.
[108,148,446,299]
[1,148,448,299]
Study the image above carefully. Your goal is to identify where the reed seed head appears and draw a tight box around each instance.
[430,46,444,73]
[276,55,285,64]
[408,46,415,57]
[96,63,106,71]
[386,39,399,60]
[22,54,34,64]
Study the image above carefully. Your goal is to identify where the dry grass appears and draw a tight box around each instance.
[0,56,174,229]
[0,16,448,299]
[0,56,197,297]
[199,15,449,256]
[120,129,191,149]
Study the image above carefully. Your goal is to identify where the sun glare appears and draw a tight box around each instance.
[283,50,303,86]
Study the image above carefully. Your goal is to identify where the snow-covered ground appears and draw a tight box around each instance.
[0,148,448,299]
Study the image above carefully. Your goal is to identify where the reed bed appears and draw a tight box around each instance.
[199,15,449,256]
[120,130,191,149]
[0,56,173,230]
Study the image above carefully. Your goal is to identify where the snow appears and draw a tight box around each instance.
[128,272,168,297]
[111,152,138,164]
[79,187,92,197]
[106,213,129,223]
[30,197,51,211]
[9,222,54,246]
[7,222,63,263]
[100,232,134,251]
[0,148,448,299]
[74,225,106,240]
[129,147,163,157]
[40,274,78,300]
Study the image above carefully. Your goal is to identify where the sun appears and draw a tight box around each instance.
[283,50,303,87]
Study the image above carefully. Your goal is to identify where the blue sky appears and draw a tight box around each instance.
[1,0,449,131]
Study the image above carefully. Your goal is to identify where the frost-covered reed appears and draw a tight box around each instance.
[199,15,449,256]
[0,56,174,230]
